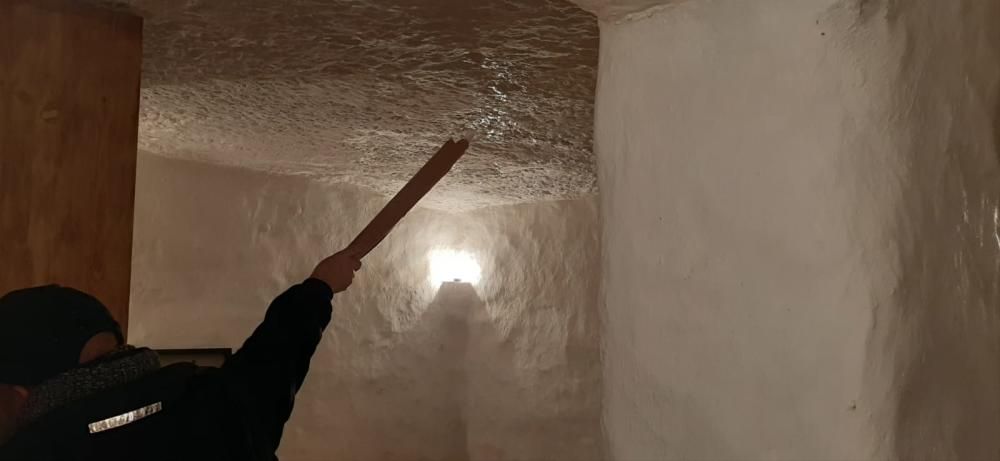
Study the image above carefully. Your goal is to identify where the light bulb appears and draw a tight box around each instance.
[428,249,482,286]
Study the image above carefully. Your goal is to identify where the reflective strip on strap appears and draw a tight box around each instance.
[87,402,163,434]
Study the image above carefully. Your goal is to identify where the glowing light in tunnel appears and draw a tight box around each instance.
[428,249,481,286]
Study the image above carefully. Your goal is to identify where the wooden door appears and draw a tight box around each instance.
[0,1,143,335]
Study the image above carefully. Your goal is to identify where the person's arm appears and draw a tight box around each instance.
[220,250,360,454]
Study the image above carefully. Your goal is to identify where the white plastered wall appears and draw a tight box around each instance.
[590,0,1000,459]
[129,153,604,460]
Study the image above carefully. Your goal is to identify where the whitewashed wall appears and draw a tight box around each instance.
[129,153,604,461]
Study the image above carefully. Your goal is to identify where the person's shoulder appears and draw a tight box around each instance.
[0,427,55,461]
[136,362,204,390]
[143,362,225,397]
[0,363,232,461]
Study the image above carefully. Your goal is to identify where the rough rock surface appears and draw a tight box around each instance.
[116,0,599,211]
[130,153,605,460]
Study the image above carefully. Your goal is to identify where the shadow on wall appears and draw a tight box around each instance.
[326,281,515,461]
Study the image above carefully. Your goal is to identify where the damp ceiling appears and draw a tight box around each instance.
[120,0,599,211]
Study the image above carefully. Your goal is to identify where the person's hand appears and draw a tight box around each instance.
[311,249,362,293]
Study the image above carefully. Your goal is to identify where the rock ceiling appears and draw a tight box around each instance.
[122,0,599,210]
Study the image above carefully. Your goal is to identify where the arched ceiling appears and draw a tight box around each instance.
[122,0,599,210]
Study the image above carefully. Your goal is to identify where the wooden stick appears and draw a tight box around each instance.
[346,139,470,258]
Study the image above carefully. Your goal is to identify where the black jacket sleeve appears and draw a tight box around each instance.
[220,278,334,455]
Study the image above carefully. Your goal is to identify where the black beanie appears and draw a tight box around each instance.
[0,285,123,386]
